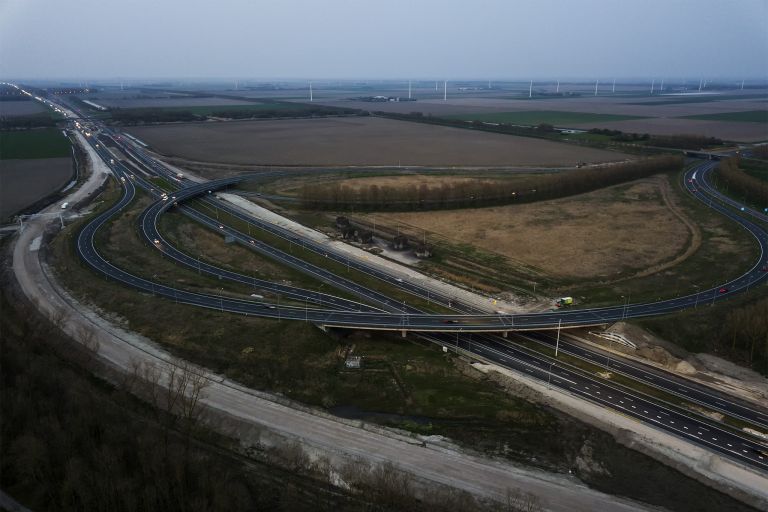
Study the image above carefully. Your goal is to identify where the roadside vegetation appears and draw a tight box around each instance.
[4,250,547,512]
[714,157,768,209]
[637,289,768,376]
[37,177,758,512]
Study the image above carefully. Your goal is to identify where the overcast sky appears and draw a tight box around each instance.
[1,0,766,80]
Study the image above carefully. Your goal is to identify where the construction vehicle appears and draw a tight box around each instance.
[556,297,573,307]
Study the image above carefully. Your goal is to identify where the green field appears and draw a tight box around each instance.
[624,94,768,106]
[680,110,768,123]
[448,110,647,126]
[0,128,71,159]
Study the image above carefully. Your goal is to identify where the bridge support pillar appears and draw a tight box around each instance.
[401,330,407,338]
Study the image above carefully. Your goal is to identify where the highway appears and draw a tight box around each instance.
[48,95,768,472]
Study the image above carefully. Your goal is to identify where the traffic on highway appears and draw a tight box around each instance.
[53,95,768,472]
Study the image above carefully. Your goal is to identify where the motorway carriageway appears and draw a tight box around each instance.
[68,117,768,471]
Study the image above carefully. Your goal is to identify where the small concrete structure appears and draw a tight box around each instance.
[344,356,362,369]
[392,234,409,251]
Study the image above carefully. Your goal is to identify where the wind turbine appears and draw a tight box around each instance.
[556,80,560,94]
[594,79,599,96]
[650,79,655,95]
[529,80,533,98]
[443,80,447,101]
[612,79,615,93]
[309,81,313,102]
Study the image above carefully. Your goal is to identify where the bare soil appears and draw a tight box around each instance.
[360,177,693,279]
[0,158,73,220]
[128,117,629,167]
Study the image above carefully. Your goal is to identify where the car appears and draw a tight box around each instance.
[153,239,160,244]
[718,287,728,294]
[249,240,256,245]
[250,294,264,299]
[264,305,276,309]
[761,266,768,272]
[442,319,459,324]
[219,225,224,230]
[395,278,403,283]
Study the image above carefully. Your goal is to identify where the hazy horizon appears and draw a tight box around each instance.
[1,0,766,81]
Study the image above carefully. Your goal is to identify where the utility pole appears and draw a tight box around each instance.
[555,319,562,357]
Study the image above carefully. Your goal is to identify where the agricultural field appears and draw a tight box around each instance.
[680,110,768,123]
[447,110,647,126]
[128,116,629,167]
[0,128,71,159]
[313,90,768,141]
[0,100,47,117]
[0,157,72,220]
[94,97,260,109]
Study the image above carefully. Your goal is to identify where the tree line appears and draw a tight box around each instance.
[0,267,542,512]
[715,157,768,209]
[721,297,768,372]
[300,155,683,211]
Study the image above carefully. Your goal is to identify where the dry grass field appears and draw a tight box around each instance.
[360,177,693,279]
[129,117,628,167]
[0,158,72,220]
[0,100,47,117]
[276,174,536,196]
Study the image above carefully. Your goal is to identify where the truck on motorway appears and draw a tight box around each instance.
[60,202,69,209]
[556,296,573,307]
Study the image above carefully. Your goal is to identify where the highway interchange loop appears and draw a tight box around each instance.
[66,117,768,470]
